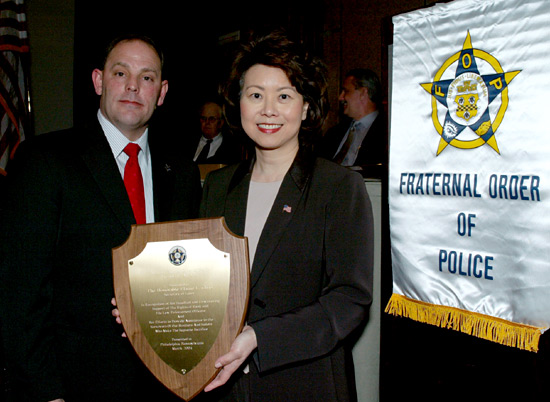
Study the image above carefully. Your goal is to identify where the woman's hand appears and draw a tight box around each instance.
[204,325,257,392]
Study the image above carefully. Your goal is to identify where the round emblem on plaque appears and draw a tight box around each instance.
[168,246,187,266]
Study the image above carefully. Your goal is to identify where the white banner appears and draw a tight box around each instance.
[386,0,550,351]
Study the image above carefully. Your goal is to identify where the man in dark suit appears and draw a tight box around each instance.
[319,68,387,170]
[0,34,201,401]
[192,99,242,165]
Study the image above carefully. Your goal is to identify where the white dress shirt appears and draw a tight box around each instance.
[193,133,223,161]
[98,110,155,223]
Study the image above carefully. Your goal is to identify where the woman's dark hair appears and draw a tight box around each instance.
[221,30,329,147]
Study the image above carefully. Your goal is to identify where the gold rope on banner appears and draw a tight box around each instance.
[385,294,544,352]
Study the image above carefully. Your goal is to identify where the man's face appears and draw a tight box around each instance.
[199,102,224,139]
[338,75,364,120]
[92,39,168,141]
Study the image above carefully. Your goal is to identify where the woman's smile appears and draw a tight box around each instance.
[257,123,283,133]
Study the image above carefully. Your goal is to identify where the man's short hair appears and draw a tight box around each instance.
[346,68,381,106]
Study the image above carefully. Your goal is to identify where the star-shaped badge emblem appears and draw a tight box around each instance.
[421,31,521,155]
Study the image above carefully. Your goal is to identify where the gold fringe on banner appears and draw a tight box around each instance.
[385,293,544,352]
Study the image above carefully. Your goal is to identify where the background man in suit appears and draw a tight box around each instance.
[319,68,387,169]
[0,34,201,401]
[192,99,242,164]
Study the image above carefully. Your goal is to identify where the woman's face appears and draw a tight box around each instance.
[240,64,309,153]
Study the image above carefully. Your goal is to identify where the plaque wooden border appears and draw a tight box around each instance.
[112,217,249,400]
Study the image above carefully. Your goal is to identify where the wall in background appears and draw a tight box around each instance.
[26,0,434,136]
[27,0,74,135]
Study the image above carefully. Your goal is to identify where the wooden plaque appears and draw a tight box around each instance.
[112,217,249,400]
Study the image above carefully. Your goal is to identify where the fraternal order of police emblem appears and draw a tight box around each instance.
[168,246,187,266]
[421,31,520,155]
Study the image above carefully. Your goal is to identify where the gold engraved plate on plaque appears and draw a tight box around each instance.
[128,239,230,375]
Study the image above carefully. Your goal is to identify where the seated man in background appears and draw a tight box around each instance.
[192,99,243,164]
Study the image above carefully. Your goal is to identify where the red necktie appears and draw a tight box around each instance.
[123,143,146,224]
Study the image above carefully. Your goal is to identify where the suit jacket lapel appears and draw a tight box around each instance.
[79,125,135,234]
[223,161,252,237]
[250,151,312,288]
[150,146,177,222]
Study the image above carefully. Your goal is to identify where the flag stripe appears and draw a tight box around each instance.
[0,52,27,117]
[0,0,28,52]
[0,0,28,174]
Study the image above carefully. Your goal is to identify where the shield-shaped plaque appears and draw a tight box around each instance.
[112,217,249,400]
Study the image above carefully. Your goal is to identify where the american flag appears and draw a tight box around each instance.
[283,204,292,213]
[0,0,29,176]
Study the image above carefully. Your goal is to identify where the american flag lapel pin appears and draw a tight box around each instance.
[283,204,292,213]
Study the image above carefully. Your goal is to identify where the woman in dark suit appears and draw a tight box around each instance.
[197,30,374,402]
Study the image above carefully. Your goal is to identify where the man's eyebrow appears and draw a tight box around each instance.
[109,61,160,74]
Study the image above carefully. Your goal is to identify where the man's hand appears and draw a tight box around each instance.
[204,325,257,392]
[111,297,126,337]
